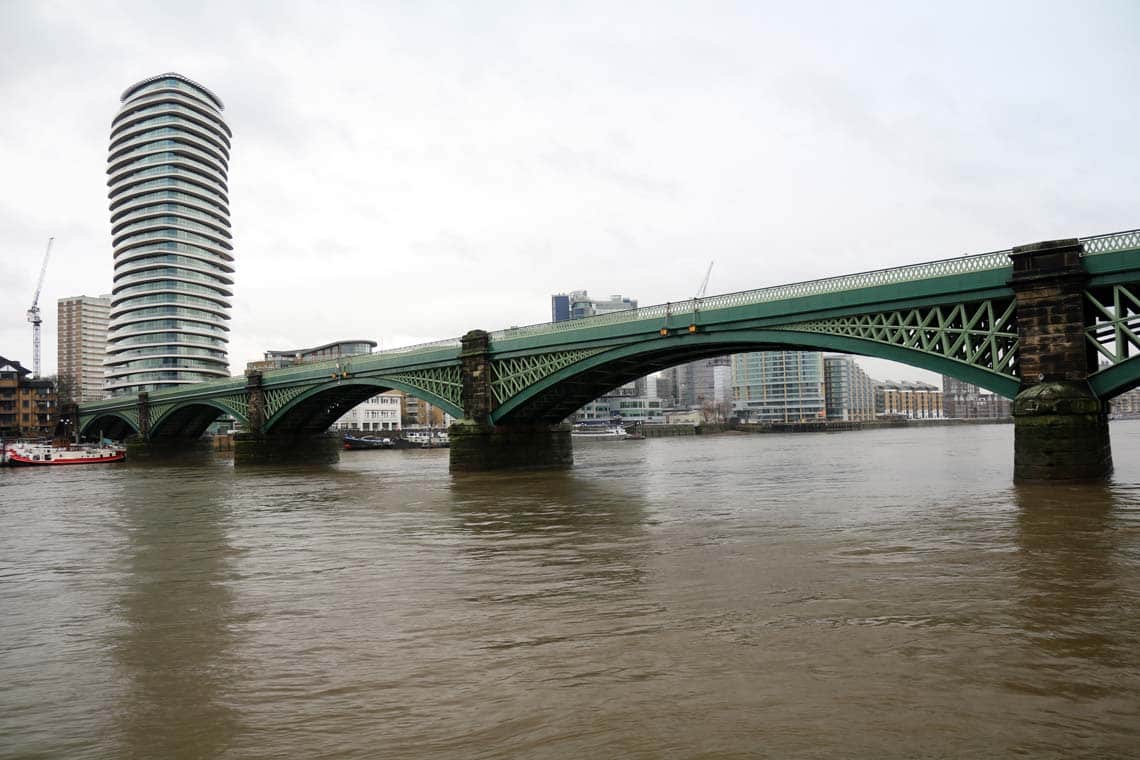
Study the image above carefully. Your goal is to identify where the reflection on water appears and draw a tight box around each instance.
[1,423,1139,758]
[1014,483,1119,664]
[110,467,242,759]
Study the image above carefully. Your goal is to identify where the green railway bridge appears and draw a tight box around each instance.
[74,231,1140,479]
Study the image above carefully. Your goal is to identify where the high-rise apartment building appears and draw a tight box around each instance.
[105,73,234,395]
[824,355,877,421]
[57,295,111,403]
[732,351,825,422]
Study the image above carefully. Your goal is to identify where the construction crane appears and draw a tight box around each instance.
[26,236,53,378]
[696,260,714,299]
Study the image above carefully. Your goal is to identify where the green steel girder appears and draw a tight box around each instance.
[1086,282,1140,398]
[1090,356,1140,399]
[72,230,1140,431]
[1086,284,1140,367]
[491,348,609,405]
[79,410,138,439]
[785,298,1019,381]
[373,366,463,412]
[263,376,463,435]
[491,327,1022,425]
[148,398,249,439]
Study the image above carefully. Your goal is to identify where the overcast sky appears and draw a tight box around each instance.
[2,0,1138,385]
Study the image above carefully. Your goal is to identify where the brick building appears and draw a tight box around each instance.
[0,356,57,438]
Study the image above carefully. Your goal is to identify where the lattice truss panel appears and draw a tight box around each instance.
[788,299,1019,378]
[492,349,607,405]
[1086,285,1140,368]
[265,385,309,419]
[382,366,463,409]
[148,402,176,425]
[216,392,250,421]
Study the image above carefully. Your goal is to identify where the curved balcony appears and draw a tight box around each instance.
[111,286,231,311]
[110,165,229,201]
[110,117,230,159]
[112,214,232,245]
[110,190,229,225]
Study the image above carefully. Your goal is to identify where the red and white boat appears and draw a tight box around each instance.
[5,442,125,466]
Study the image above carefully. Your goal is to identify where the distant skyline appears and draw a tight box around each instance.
[2,1,1138,385]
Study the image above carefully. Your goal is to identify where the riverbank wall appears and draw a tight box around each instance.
[633,418,1013,437]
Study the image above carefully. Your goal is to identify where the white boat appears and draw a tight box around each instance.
[405,431,450,448]
[571,425,629,441]
[5,441,126,466]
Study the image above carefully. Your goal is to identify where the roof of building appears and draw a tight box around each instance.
[0,356,31,377]
[264,339,378,358]
[120,72,225,110]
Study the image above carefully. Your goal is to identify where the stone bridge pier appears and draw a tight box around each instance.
[1010,239,1111,481]
[233,370,340,464]
[449,330,573,472]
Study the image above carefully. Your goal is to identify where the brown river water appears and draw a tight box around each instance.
[2,422,1139,759]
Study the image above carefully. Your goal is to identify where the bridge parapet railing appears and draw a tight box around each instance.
[1080,229,1140,256]
[490,228,1139,344]
[492,247,1015,343]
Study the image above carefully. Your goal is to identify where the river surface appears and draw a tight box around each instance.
[2,422,1140,759]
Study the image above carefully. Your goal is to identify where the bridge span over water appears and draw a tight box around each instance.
[75,231,1140,479]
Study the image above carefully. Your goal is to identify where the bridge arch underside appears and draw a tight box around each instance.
[492,330,1022,425]
[80,413,138,441]
[150,401,239,440]
[264,379,461,436]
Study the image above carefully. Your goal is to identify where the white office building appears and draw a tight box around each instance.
[333,392,402,432]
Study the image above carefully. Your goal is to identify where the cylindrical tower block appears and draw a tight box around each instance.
[104,73,234,395]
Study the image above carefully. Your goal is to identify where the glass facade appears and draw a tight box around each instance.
[105,74,233,395]
[732,351,826,422]
[823,355,877,421]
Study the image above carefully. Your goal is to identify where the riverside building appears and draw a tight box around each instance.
[104,73,235,395]
[875,380,944,419]
[57,295,111,403]
[824,355,877,421]
[732,351,826,422]
[942,376,1012,419]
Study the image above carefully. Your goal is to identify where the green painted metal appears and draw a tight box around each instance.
[786,298,1019,380]
[75,228,1140,437]
[374,366,463,412]
[263,376,463,434]
[149,397,250,437]
[1086,284,1140,366]
[1086,281,1140,398]
[490,328,1023,424]
[79,409,138,437]
[491,348,609,405]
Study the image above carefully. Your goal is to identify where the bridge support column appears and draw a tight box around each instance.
[231,370,340,464]
[233,432,341,465]
[245,370,266,436]
[449,329,574,472]
[126,436,214,461]
[136,391,150,439]
[1010,238,1111,481]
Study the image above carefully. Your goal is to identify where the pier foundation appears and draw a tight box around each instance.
[1009,238,1111,481]
[449,421,573,472]
[233,432,341,465]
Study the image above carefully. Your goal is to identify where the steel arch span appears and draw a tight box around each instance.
[488,328,1022,425]
[74,228,1140,445]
